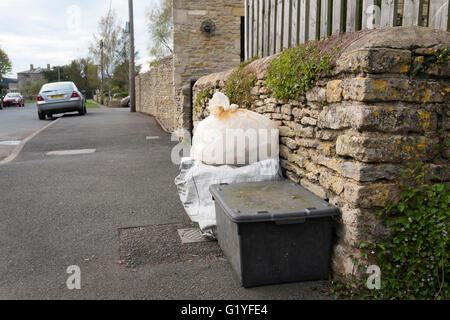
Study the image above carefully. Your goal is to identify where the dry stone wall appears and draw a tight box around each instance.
[135,56,175,132]
[193,27,450,279]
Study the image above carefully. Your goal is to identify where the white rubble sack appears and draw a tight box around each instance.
[175,157,282,236]
[191,92,279,166]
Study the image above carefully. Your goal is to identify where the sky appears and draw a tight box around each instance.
[0,0,158,79]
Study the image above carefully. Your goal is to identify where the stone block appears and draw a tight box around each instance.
[326,80,344,102]
[318,105,438,134]
[336,48,411,74]
[293,124,315,138]
[342,78,450,103]
[336,133,440,163]
[343,181,401,208]
[300,179,329,199]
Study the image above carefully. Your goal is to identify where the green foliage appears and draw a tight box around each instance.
[0,47,12,78]
[114,92,129,99]
[331,163,450,300]
[266,41,340,100]
[410,47,449,77]
[195,88,211,113]
[223,60,256,109]
[64,58,100,93]
[42,66,70,83]
[148,0,173,64]
[21,80,47,97]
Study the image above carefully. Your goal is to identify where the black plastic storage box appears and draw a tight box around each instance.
[210,180,339,288]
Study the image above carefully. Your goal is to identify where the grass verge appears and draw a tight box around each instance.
[86,100,100,108]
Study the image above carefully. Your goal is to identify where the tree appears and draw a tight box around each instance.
[21,80,47,97]
[0,48,12,78]
[64,58,100,98]
[112,61,141,93]
[147,0,173,65]
[110,30,141,92]
[89,7,122,97]
[42,66,70,83]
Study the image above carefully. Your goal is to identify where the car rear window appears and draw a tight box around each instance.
[6,94,20,98]
[41,82,74,92]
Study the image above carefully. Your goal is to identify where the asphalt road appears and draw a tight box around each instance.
[0,108,327,300]
[0,103,54,161]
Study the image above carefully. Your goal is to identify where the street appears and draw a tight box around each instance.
[0,107,327,299]
[0,103,54,161]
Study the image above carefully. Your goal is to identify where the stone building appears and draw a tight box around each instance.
[17,64,50,90]
[135,0,245,133]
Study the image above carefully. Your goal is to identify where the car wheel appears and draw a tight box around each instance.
[79,107,86,116]
[38,111,46,120]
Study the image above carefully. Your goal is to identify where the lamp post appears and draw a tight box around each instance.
[128,0,136,112]
[100,40,104,105]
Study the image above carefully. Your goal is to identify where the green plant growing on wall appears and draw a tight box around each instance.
[331,163,449,300]
[195,88,212,113]
[410,47,449,77]
[223,60,257,109]
[266,41,340,100]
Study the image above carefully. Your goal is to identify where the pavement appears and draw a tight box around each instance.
[0,106,328,300]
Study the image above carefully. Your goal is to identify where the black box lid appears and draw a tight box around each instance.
[210,180,340,224]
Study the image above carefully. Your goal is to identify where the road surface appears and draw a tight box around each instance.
[0,107,328,299]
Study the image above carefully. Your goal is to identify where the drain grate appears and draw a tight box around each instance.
[178,228,214,244]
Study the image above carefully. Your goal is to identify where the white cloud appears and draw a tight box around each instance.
[0,0,157,78]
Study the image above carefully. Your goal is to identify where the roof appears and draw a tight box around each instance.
[17,67,47,74]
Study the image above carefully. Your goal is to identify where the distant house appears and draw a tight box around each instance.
[17,64,50,89]
[0,77,18,92]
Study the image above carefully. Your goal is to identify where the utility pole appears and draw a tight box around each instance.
[100,40,104,105]
[128,0,136,112]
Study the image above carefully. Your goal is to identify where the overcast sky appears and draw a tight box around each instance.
[0,0,157,79]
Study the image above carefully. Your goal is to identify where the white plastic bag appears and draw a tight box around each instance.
[175,157,282,236]
[191,92,279,166]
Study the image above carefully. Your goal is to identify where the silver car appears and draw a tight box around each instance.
[36,81,86,120]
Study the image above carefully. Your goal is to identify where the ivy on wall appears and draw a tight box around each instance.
[223,59,257,109]
[331,163,449,300]
[266,41,341,100]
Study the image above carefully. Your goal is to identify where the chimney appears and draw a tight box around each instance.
[30,64,34,71]
[47,64,51,71]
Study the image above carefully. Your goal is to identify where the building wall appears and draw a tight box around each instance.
[192,26,450,279]
[17,72,44,90]
[173,0,244,131]
[135,56,175,132]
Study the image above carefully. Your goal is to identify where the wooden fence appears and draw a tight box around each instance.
[245,0,450,60]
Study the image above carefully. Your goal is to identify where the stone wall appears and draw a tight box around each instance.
[135,56,175,132]
[173,0,244,132]
[193,27,450,279]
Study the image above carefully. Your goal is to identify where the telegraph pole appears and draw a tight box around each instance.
[100,40,104,105]
[128,0,136,112]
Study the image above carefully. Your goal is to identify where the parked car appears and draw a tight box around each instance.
[36,81,86,120]
[2,93,25,107]
[121,96,130,108]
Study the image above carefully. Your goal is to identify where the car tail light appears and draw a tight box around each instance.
[71,91,80,98]
[36,95,44,102]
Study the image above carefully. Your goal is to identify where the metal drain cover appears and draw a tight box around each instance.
[178,228,213,244]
